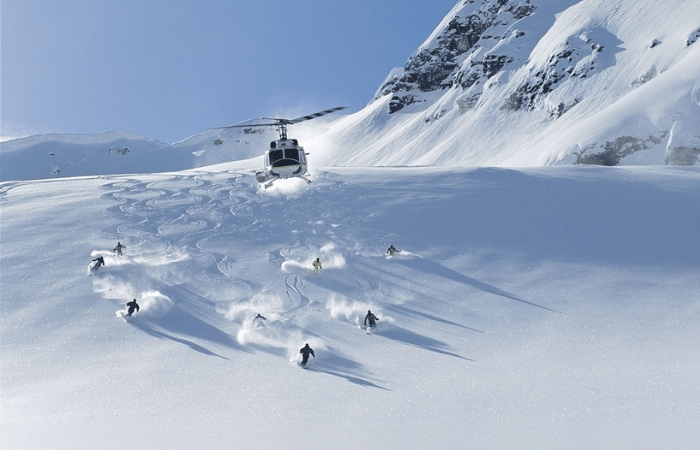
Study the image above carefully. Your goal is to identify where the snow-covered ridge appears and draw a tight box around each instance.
[0,126,271,181]
[1,129,163,149]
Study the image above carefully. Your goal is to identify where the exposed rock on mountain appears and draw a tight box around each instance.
[375,0,540,113]
[332,0,700,168]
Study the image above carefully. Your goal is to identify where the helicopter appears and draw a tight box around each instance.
[216,107,346,188]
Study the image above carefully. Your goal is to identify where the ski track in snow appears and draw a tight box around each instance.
[4,165,700,449]
[90,170,480,387]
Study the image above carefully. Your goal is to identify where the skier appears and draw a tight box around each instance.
[364,310,379,329]
[254,313,267,326]
[299,343,315,367]
[92,256,105,271]
[386,245,399,256]
[312,258,322,273]
[114,242,126,256]
[126,299,139,316]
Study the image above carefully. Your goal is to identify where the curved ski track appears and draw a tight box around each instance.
[90,170,523,386]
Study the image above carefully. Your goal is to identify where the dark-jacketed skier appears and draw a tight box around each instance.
[254,313,267,327]
[364,310,379,329]
[126,299,140,316]
[386,245,399,256]
[92,256,105,271]
[299,343,315,367]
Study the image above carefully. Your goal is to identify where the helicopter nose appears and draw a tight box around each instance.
[271,159,297,168]
[270,160,305,178]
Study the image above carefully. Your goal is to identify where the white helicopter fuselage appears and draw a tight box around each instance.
[221,106,345,187]
[256,139,309,184]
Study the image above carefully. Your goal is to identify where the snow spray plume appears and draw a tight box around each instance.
[281,242,346,273]
[222,290,285,322]
[93,275,137,301]
[139,290,174,318]
[260,178,309,197]
[326,295,375,326]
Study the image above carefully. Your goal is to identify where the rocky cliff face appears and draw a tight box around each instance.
[375,0,539,113]
[375,0,622,116]
[354,0,700,167]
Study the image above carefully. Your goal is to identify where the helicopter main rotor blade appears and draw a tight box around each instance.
[211,106,346,130]
[212,122,278,130]
[289,106,347,124]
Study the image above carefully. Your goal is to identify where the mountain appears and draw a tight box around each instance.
[3,0,700,183]
[312,0,700,168]
[0,127,271,182]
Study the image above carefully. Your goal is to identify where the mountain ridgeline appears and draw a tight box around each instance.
[2,0,700,182]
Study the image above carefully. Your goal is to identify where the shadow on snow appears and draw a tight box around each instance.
[304,351,390,390]
[394,257,560,313]
[377,324,474,361]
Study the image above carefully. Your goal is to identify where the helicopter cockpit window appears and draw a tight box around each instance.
[269,150,284,164]
[285,148,300,161]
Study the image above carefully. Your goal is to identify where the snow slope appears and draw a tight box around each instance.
[2,163,700,449]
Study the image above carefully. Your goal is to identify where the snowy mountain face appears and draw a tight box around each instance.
[315,0,700,168]
[375,0,542,113]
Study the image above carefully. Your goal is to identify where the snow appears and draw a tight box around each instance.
[2,1,700,448]
[2,162,700,449]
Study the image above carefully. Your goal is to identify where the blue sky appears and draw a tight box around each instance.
[1,0,457,143]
